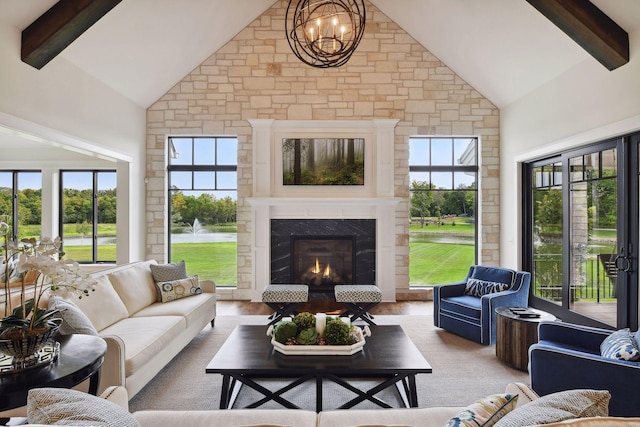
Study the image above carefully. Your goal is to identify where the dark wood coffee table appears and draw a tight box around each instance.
[205,324,432,412]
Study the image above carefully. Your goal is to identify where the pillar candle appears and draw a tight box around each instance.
[315,313,326,337]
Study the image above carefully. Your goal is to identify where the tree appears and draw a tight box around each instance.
[410,181,434,227]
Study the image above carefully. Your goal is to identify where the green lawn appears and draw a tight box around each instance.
[409,241,474,285]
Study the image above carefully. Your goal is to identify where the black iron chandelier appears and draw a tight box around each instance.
[285,0,366,68]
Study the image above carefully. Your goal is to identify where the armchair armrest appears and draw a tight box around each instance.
[529,341,640,416]
[537,321,611,352]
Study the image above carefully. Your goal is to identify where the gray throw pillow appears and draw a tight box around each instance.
[27,387,140,426]
[48,296,98,336]
[150,261,188,301]
[494,389,610,427]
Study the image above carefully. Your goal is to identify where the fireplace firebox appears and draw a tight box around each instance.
[292,236,355,291]
[271,219,375,294]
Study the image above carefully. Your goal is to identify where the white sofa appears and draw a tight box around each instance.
[58,260,217,398]
[19,384,640,427]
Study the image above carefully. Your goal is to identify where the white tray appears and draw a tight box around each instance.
[267,325,371,355]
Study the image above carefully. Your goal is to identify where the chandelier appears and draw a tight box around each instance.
[285,0,366,68]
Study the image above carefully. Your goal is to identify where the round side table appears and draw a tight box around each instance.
[0,334,107,412]
[495,307,557,371]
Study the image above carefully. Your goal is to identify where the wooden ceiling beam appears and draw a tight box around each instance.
[22,0,122,70]
[526,0,629,71]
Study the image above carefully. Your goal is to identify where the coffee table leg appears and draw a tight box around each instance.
[220,375,231,409]
[407,374,418,407]
[316,375,323,412]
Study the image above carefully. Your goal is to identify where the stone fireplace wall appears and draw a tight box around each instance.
[145,0,501,300]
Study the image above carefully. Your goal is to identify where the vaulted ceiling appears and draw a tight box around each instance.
[1,0,639,158]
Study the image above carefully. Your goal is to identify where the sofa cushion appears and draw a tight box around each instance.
[156,275,202,303]
[316,407,461,427]
[27,387,140,426]
[133,409,319,427]
[541,417,640,426]
[600,328,640,361]
[494,389,611,427]
[71,275,129,331]
[48,296,98,336]
[444,393,518,427]
[150,261,188,302]
[132,293,216,329]
[440,296,482,321]
[150,260,187,282]
[464,278,510,297]
[108,260,158,315]
[100,316,186,376]
[471,266,515,287]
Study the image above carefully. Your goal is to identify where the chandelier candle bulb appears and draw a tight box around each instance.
[315,313,326,337]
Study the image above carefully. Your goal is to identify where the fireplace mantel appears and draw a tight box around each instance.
[248,119,400,302]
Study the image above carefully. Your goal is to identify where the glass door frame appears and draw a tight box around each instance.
[523,136,638,330]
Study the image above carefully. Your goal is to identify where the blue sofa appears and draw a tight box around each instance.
[433,265,531,345]
[530,321,640,417]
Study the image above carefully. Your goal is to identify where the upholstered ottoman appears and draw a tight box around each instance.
[334,285,382,326]
[261,284,309,325]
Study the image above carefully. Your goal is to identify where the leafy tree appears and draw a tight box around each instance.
[410,181,433,227]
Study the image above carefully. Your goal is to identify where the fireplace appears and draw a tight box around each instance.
[271,219,375,293]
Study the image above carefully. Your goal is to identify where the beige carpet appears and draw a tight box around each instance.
[128,314,529,412]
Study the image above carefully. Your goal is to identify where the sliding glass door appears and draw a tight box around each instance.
[524,134,639,329]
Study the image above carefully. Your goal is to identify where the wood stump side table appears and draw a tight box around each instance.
[495,307,557,371]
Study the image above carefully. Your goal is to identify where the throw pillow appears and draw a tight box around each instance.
[156,275,202,303]
[464,278,510,297]
[493,389,610,427]
[27,387,140,427]
[601,328,640,361]
[444,393,518,427]
[150,260,188,302]
[48,296,99,336]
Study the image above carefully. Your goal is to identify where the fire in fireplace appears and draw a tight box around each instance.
[292,237,355,289]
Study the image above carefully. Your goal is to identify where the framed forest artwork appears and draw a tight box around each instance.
[282,138,365,185]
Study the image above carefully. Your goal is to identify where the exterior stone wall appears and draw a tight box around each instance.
[146,0,500,300]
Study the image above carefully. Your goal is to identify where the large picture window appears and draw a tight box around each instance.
[0,170,42,241]
[409,137,478,286]
[168,136,238,287]
[60,171,117,263]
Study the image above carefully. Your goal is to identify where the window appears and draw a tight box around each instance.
[409,137,478,286]
[168,136,237,286]
[60,171,117,263]
[0,171,42,242]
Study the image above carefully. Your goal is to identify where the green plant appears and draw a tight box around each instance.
[274,321,298,344]
[324,319,350,345]
[293,312,316,330]
[296,327,318,345]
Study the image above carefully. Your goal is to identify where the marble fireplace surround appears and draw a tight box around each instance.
[247,119,400,302]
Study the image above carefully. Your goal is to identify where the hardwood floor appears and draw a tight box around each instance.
[216,299,433,316]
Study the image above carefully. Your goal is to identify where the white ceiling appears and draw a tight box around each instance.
[1,0,639,157]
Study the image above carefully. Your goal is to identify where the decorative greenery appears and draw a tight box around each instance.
[324,319,350,345]
[274,320,298,344]
[293,312,316,330]
[1,220,96,339]
[296,327,319,345]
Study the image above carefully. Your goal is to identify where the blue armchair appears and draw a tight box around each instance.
[530,321,640,417]
[433,265,531,345]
